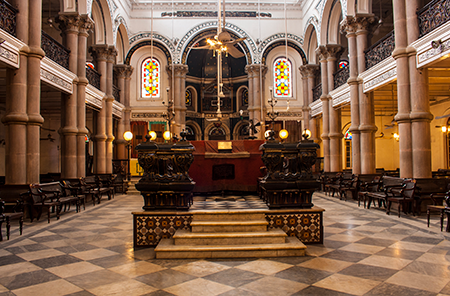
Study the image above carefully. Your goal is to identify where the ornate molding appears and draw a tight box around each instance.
[0,43,18,67]
[40,57,75,94]
[132,113,164,119]
[360,56,397,93]
[303,15,320,43]
[112,100,124,118]
[161,11,272,18]
[86,84,104,109]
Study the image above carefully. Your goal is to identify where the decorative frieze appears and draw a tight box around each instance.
[0,44,18,66]
[40,68,72,94]
[132,113,164,119]
[418,39,450,66]
[161,11,271,18]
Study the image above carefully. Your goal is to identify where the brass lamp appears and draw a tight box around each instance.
[302,129,312,140]
[123,131,133,181]
[279,129,289,141]
[163,130,172,141]
[148,131,157,141]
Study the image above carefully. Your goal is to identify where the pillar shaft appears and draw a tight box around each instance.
[169,65,189,137]
[317,46,330,172]
[105,51,116,174]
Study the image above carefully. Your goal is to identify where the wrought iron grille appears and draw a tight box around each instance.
[364,30,395,70]
[113,85,120,101]
[41,31,70,70]
[313,83,322,102]
[0,0,17,37]
[86,67,101,90]
[333,66,349,89]
[418,0,450,37]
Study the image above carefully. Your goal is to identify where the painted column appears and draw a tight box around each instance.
[299,66,310,131]
[407,0,432,178]
[114,64,127,160]
[90,45,108,174]
[26,0,45,183]
[105,47,117,174]
[393,0,413,178]
[307,65,320,142]
[124,66,134,134]
[170,64,189,137]
[342,16,361,174]
[317,46,330,172]
[76,16,93,177]
[2,0,29,184]
[59,14,80,179]
[326,45,343,173]
[356,15,377,174]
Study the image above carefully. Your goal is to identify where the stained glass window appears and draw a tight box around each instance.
[186,89,192,107]
[142,58,160,98]
[274,58,292,98]
[344,128,352,140]
[242,88,249,106]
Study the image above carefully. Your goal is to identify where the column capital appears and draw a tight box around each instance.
[167,64,189,78]
[90,45,116,62]
[57,13,81,34]
[340,16,358,36]
[354,14,378,34]
[114,64,134,79]
[299,64,319,79]
[245,64,268,76]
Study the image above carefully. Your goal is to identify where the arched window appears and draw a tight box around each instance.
[344,128,352,169]
[141,57,160,98]
[274,57,292,98]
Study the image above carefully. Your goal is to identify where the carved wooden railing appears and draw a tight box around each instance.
[333,66,349,89]
[364,30,395,70]
[86,67,101,90]
[113,84,120,101]
[312,83,322,102]
[0,0,17,37]
[418,0,450,37]
[41,31,70,70]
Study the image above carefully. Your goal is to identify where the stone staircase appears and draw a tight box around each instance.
[127,177,140,195]
[155,210,307,259]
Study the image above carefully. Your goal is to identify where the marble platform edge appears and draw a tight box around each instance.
[190,220,269,226]
[173,228,287,238]
[132,206,325,216]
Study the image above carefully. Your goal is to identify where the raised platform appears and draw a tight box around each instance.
[132,195,324,248]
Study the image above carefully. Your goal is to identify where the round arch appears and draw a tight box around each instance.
[261,40,308,65]
[185,86,198,112]
[91,0,114,46]
[185,120,202,141]
[205,123,231,141]
[180,28,252,65]
[320,0,345,45]
[304,24,319,64]
[232,120,250,140]
[125,40,172,65]
[115,23,129,64]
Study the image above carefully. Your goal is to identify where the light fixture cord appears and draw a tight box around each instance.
[150,0,154,99]
[258,0,264,132]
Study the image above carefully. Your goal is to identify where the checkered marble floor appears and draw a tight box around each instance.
[1,191,450,296]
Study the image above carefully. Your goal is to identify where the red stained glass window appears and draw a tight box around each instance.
[142,57,160,98]
[274,58,292,98]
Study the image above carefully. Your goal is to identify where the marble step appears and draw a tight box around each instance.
[173,229,286,245]
[190,220,268,233]
[155,236,307,259]
[192,210,266,222]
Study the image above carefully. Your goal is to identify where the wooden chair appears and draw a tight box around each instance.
[386,179,417,217]
[357,176,381,208]
[28,184,61,223]
[0,199,24,241]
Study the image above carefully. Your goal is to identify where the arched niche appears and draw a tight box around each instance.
[91,0,114,46]
[185,120,202,141]
[304,24,319,64]
[115,23,129,64]
[320,0,344,45]
[205,123,231,141]
[185,86,198,112]
[236,85,248,111]
[232,120,250,140]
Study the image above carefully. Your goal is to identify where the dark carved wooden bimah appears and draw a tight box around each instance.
[135,134,196,210]
[259,133,320,208]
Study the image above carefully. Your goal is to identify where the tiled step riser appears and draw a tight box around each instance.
[156,249,306,259]
[174,236,286,245]
[194,213,265,221]
[191,225,267,233]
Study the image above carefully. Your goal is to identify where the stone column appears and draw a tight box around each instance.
[299,66,310,131]
[407,0,432,178]
[342,16,361,174]
[316,46,330,172]
[26,0,45,183]
[114,64,127,159]
[2,0,29,184]
[90,45,108,174]
[123,66,134,134]
[59,14,80,179]
[76,16,93,177]
[245,65,255,121]
[307,65,320,141]
[356,15,377,174]
[105,48,117,174]
[393,0,413,178]
[326,45,343,173]
[168,64,189,137]
[253,65,267,139]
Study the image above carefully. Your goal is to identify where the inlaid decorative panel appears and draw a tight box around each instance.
[134,214,192,247]
[266,212,322,243]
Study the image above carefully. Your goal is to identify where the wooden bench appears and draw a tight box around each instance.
[28,182,83,223]
[386,179,418,217]
[81,176,112,203]
[414,178,449,214]
[364,176,405,209]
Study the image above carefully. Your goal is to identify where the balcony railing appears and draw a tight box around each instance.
[364,30,395,70]
[418,0,450,38]
[86,67,101,90]
[333,66,349,89]
[41,31,70,70]
[0,0,17,37]
[113,85,120,101]
[312,83,322,102]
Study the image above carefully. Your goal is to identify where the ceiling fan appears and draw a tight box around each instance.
[191,0,246,59]
[40,133,56,142]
